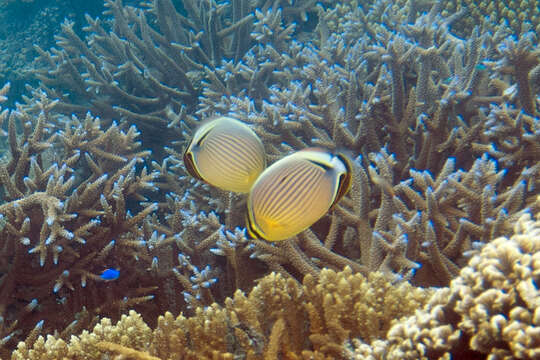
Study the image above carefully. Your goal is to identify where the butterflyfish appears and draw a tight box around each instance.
[100,268,120,281]
[246,148,352,241]
[183,116,266,193]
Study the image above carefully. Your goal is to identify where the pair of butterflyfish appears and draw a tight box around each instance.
[183,116,352,241]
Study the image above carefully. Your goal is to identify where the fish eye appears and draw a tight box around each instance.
[333,172,349,205]
[195,130,211,147]
[307,159,332,170]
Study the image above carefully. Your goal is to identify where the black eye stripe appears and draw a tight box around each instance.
[195,128,212,146]
[307,158,332,170]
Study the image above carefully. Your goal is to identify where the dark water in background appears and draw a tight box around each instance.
[0,0,103,106]
[0,0,157,107]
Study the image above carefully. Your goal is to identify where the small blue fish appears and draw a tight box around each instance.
[476,63,487,71]
[100,268,120,281]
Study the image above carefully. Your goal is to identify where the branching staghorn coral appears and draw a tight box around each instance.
[0,85,190,355]
[11,267,431,359]
[29,0,330,141]
[193,0,539,285]
[473,105,540,174]
[43,0,540,290]
[66,0,530,302]
[22,0,539,291]
[32,0,200,134]
[492,31,540,116]
[0,0,540,358]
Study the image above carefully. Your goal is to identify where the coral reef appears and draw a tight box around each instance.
[441,0,540,35]
[12,208,540,358]
[189,0,540,285]
[0,0,537,356]
[349,207,540,359]
[0,84,180,357]
[31,0,329,148]
[11,267,431,359]
[0,0,106,105]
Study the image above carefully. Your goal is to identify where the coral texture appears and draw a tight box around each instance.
[349,208,540,359]
[0,84,172,357]
[12,267,431,359]
[12,208,540,359]
[442,0,540,35]
[0,0,538,355]
[0,0,106,105]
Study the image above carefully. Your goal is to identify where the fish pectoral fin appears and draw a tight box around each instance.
[260,217,290,235]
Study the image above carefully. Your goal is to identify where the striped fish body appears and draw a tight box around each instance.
[247,148,352,241]
[183,117,266,193]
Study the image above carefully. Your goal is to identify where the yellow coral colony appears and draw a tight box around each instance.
[12,267,431,359]
[379,210,540,359]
